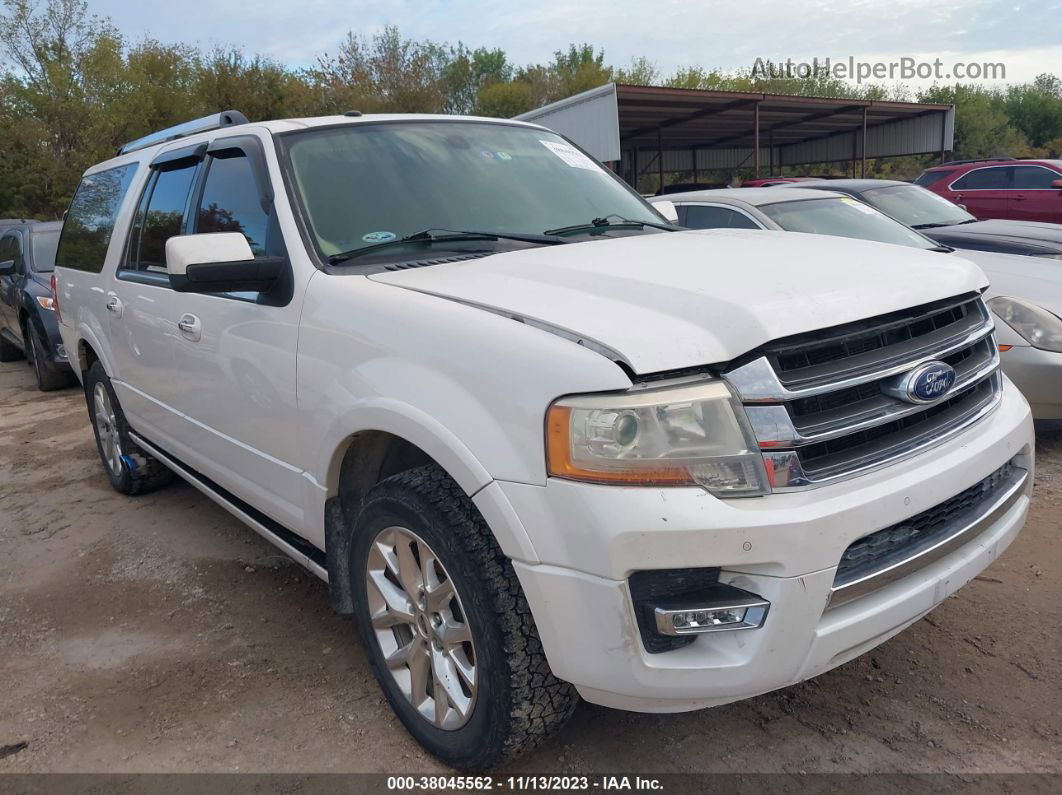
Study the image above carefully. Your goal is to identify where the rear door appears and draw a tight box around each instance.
[948,166,1011,219]
[107,147,201,440]
[1008,165,1062,223]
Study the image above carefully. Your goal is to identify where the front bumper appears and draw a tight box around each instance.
[498,379,1033,712]
[1000,344,1062,420]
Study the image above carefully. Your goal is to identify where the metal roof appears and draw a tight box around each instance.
[516,83,955,178]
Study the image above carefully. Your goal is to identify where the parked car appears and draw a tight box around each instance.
[742,176,844,187]
[0,220,76,390]
[657,181,728,194]
[654,187,1062,422]
[915,158,1062,223]
[786,178,1062,259]
[55,111,1032,770]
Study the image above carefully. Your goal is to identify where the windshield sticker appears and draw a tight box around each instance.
[539,140,601,171]
[840,197,879,215]
[478,149,496,160]
[362,231,397,243]
[496,151,512,160]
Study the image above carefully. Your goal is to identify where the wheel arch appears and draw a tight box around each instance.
[318,402,537,614]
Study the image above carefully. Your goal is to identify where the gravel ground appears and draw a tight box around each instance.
[0,359,1059,778]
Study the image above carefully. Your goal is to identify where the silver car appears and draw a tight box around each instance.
[653,188,1062,423]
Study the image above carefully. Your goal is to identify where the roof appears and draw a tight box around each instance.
[924,158,1062,171]
[776,178,909,191]
[516,83,955,168]
[657,186,845,206]
[89,113,547,175]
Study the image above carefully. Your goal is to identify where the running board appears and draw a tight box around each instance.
[128,432,329,583]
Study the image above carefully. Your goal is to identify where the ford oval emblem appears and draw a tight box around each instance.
[883,361,956,404]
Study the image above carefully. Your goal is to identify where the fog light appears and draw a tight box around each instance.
[55,343,67,360]
[654,589,769,636]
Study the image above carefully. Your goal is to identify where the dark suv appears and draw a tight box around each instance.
[915,158,1062,223]
[0,220,75,390]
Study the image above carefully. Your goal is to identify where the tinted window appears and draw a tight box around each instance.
[196,153,270,256]
[55,164,137,273]
[760,197,936,250]
[1011,165,1061,189]
[129,163,197,272]
[951,167,1009,190]
[683,205,761,230]
[30,229,60,271]
[913,170,954,187]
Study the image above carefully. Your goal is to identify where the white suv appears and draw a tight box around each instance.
[53,111,1034,769]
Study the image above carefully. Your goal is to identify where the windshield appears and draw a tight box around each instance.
[31,229,60,271]
[760,197,937,250]
[862,184,975,228]
[280,121,661,258]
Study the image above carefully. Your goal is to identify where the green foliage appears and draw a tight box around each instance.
[2,0,1062,217]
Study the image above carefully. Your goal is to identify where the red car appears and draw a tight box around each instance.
[915,158,1062,223]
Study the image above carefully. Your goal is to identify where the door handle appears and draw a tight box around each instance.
[1014,194,1027,201]
[105,296,122,316]
[177,313,202,341]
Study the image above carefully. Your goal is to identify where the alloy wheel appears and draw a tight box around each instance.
[365,526,477,729]
[93,382,123,476]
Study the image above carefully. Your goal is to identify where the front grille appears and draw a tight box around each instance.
[725,294,1001,490]
[830,461,1025,605]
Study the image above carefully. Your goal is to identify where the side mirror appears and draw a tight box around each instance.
[166,233,283,294]
[0,259,14,276]
[654,200,679,224]
[1051,180,1062,190]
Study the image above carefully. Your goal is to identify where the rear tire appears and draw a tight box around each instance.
[350,464,577,770]
[27,323,73,391]
[85,361,174,495]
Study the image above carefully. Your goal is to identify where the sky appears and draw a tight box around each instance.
[87,0,1062,87]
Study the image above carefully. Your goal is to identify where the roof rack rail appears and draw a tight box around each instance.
[117,110,249,156]
[941,156,1015,166]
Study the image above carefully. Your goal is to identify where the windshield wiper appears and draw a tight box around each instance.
[544,215,679,236]
[328,228,569,264]
[911,222,951,229]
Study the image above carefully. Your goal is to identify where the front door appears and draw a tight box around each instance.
[167,138,305,529]
[0,231,22,339]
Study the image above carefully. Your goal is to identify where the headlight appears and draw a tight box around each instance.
[987,296,1062,353]
[546,380,768,496]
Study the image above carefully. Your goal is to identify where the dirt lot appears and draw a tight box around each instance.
[1,358,1060,778]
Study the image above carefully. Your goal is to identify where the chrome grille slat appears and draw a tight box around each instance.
[725,295,1003,492]
[746,340,1000,447]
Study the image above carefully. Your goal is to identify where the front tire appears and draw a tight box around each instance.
[350,465,577,770]
[85,361,174,495]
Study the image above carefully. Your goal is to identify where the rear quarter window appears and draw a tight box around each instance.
[55,163,138,273]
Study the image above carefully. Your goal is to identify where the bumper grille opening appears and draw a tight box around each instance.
[830,460,1026,606]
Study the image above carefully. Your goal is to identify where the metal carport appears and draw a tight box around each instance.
[515,83,955,189]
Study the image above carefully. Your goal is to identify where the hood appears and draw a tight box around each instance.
[368,229,988,374]
[940,219,1062,247]
[955,249,1062,316]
